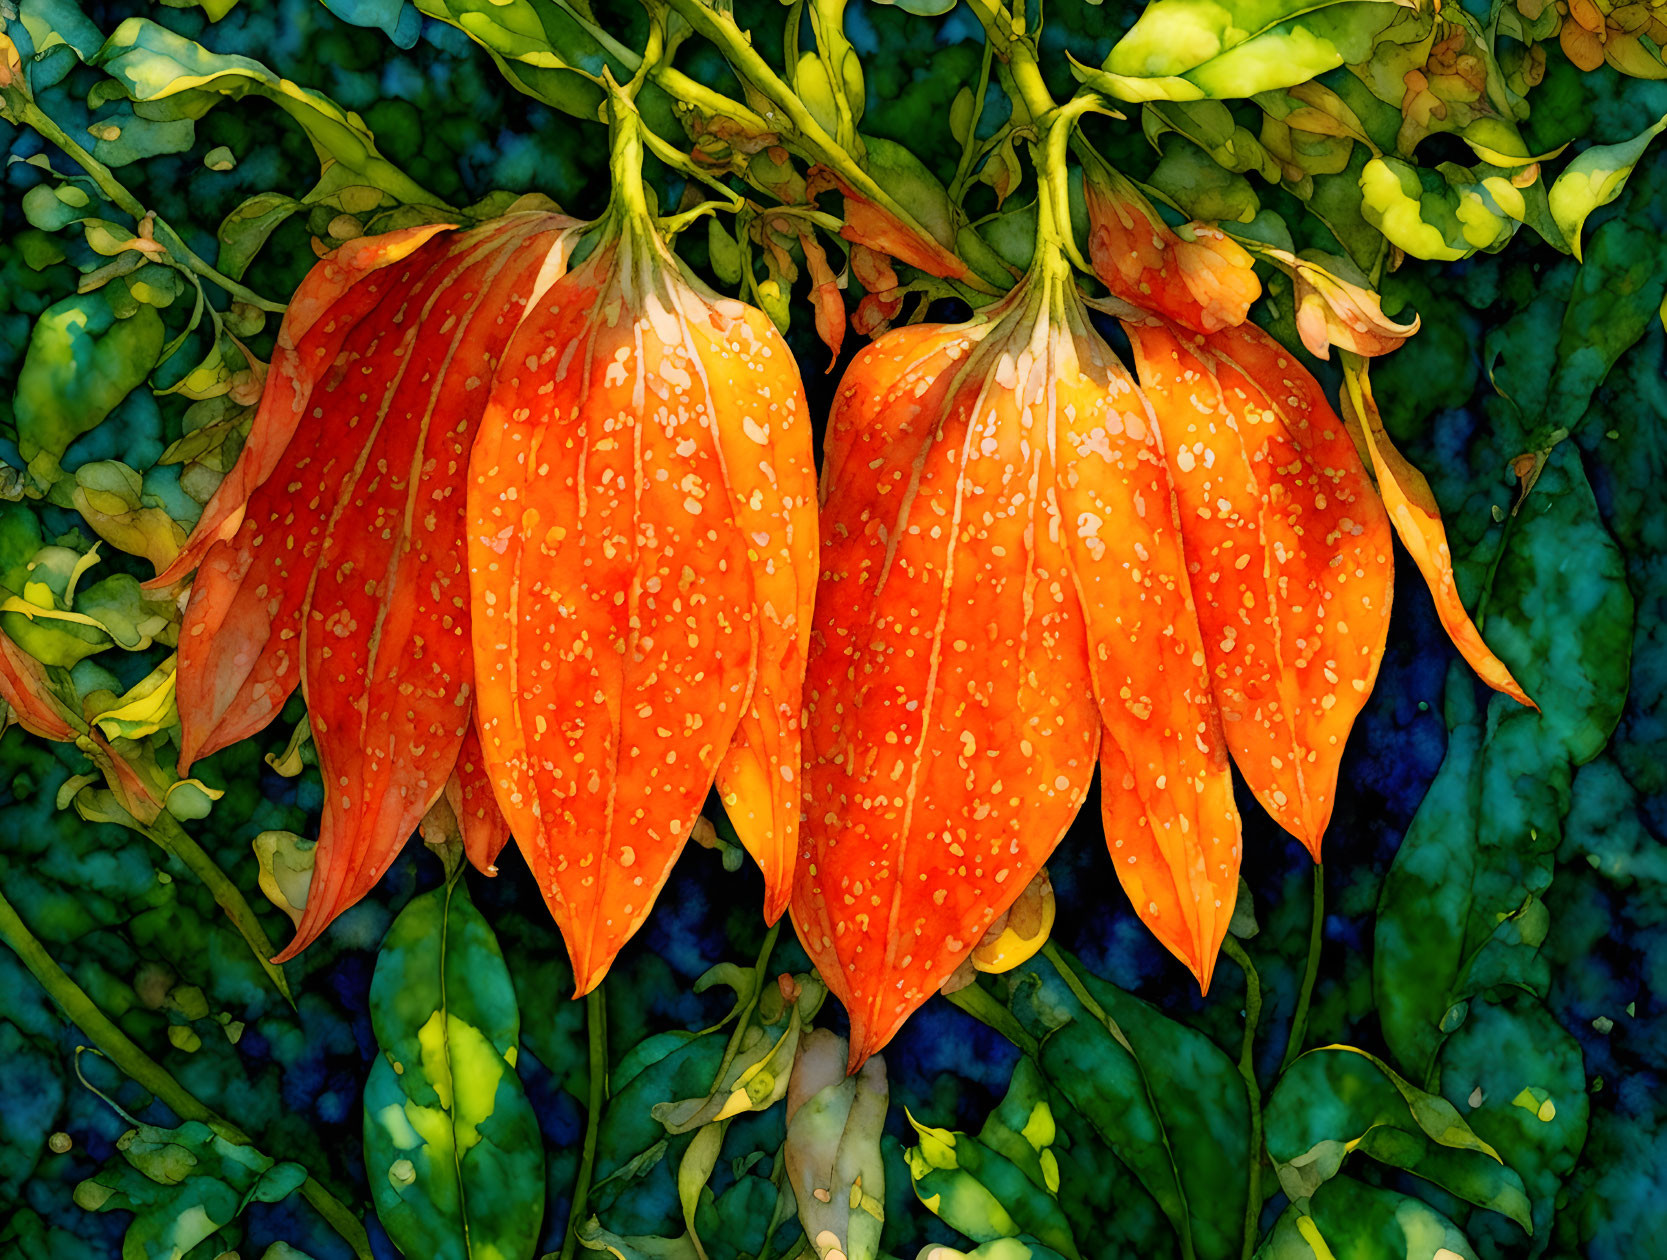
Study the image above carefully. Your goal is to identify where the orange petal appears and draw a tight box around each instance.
[150,223,455,588]
[798,230,846,365]
[795,298,1103,1067]
[169,229,490,771]
[708,309,818,925]
[1050,298,1243,989]
[1125,319,1395,856]
[0,628,81,742]
[440,721,513,876]
[276,213,580,962]
[1339,358,1534,709]
[808,168,969,281]
[1084,165,1259,334]
[468,227,812,994]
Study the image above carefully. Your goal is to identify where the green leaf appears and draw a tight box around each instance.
[1484,444,1634,764]
[93,18,439,206]
[14,294,164,465]
[1358,157,1517,262]
[1081,0,1409,102]
[73,1118,307,1260]
[1149,140,1262,223]
[783,1029,887,1260]
[1265,1045,1531,1230]
[409,0,616,118]
[1254,1177,1479,1260]
[869,0,959,15]
[904,1108,1080,1259]
[1548,114,1667,261]
[1433,995,1589,1244]
[363,878,544,1260]
[1012,953,1249,1260]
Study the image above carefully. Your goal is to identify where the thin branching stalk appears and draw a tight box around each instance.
[0,884,371,1260]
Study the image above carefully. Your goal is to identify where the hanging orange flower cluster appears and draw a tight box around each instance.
[151,106,1525,1056]
[153,118,816,987]
[790,159,1531,1066]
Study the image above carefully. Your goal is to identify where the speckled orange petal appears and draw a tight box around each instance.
[1050,296,1242,991]
[1124,319,1395,857]
[1339,359,1533,708]
[280,214,582,961]
[166,229,489,772]
[794,290,1102,1068]
[452,723,513,875]
[150,224,454,587]
[469,222,812,994]
[707,310,818,924]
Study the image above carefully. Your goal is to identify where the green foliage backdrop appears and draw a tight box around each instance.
[0,0,1663,1258]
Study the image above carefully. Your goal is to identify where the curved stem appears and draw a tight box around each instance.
[560,984,610,1260]
[1221,936,1264,1260]
[660,0,997,292]
[19,100,287,313]
[943,980,1040,1058]
[1281,863,1325,1074]
[0,885,370,1259]
[711,920,781,1086]
[149,812,294,1007]
[960,0,1056,122]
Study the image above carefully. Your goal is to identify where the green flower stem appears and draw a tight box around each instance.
[942,979,1040,1058]
[1221,935,1265,1260]
[560,983,610,1260]
[18,99,288,314]
[960,0,1057,123]
[1281,863,1325,1073]
[147,812,294,1007]
[660,0,998,292]
[712,919,781,1085]
[0,883,372,1260]
[1041,940,1197,1260]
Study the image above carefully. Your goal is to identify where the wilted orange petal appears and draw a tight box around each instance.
[1126,319,1395,856]
[469,223,811,994]
[795,301,1102,1067]
[810,167,969,281]
[1340,360,1534,708]
[152,224,454,585]
[277,213,581,962]
[1084,165,1259,334]
[798,230,846,364]
[0,628,80,742]
[1050,297,1242,989]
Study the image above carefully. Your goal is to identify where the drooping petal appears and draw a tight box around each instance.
[707,310,819,923]
[468,223,813,994]
[807,167,970,281]
[453,723,513,875]
[0,626,81,742]
[420,723,512,876]
[163,228,487,771]
[1124,318,1395,855]
[1050,297,1243,990]
[277,212,580,962]
[1339,358,1533,708]
[151,224,454,585]
[1260,248,1421,361]
[1084,163,1260,335]
[795,299,1103,1066]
